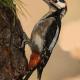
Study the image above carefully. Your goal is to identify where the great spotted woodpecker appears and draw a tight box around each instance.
[22,0,67,80]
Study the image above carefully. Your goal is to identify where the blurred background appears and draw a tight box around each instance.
[17,0,80,80]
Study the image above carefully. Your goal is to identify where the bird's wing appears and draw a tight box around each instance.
[44,19,60,52]
[31,17,56,52]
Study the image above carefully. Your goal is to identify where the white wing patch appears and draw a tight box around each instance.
[49,26,59,52]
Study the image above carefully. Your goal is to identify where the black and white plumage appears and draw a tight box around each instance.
[23,0,67,80]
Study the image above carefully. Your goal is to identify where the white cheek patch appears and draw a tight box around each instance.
[56,0,66,9]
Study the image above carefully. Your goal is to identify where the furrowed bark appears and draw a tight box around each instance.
[0,3,28,80]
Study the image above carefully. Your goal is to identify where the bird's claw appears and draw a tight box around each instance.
[19,32,30,48]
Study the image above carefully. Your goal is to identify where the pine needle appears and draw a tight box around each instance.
[0,0,30,17]
[16,0,31,18]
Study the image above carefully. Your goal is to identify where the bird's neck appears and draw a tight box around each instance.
[49,7,64,19]
[39,6,64,22]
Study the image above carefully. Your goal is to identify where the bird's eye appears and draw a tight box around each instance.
[59,0,65,3]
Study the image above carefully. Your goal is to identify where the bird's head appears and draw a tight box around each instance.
[43,0,67,9]
[43,0,67,16]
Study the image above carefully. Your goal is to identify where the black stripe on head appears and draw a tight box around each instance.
[52,0,65,3]
[58,0,65,3]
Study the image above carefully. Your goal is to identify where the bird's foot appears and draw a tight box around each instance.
[19,32,30,48]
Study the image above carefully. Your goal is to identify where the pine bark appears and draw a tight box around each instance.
[0,4,28,80]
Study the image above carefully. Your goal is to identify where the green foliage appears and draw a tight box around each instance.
[0,0,30,17]
[0,0,15,13]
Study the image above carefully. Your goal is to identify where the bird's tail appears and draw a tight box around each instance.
[22,69,34,80]
[37,67,43,80]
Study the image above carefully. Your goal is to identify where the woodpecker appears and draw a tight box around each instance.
[22,0,67,80]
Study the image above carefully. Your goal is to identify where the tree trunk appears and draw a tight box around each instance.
[0,3,28,80]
